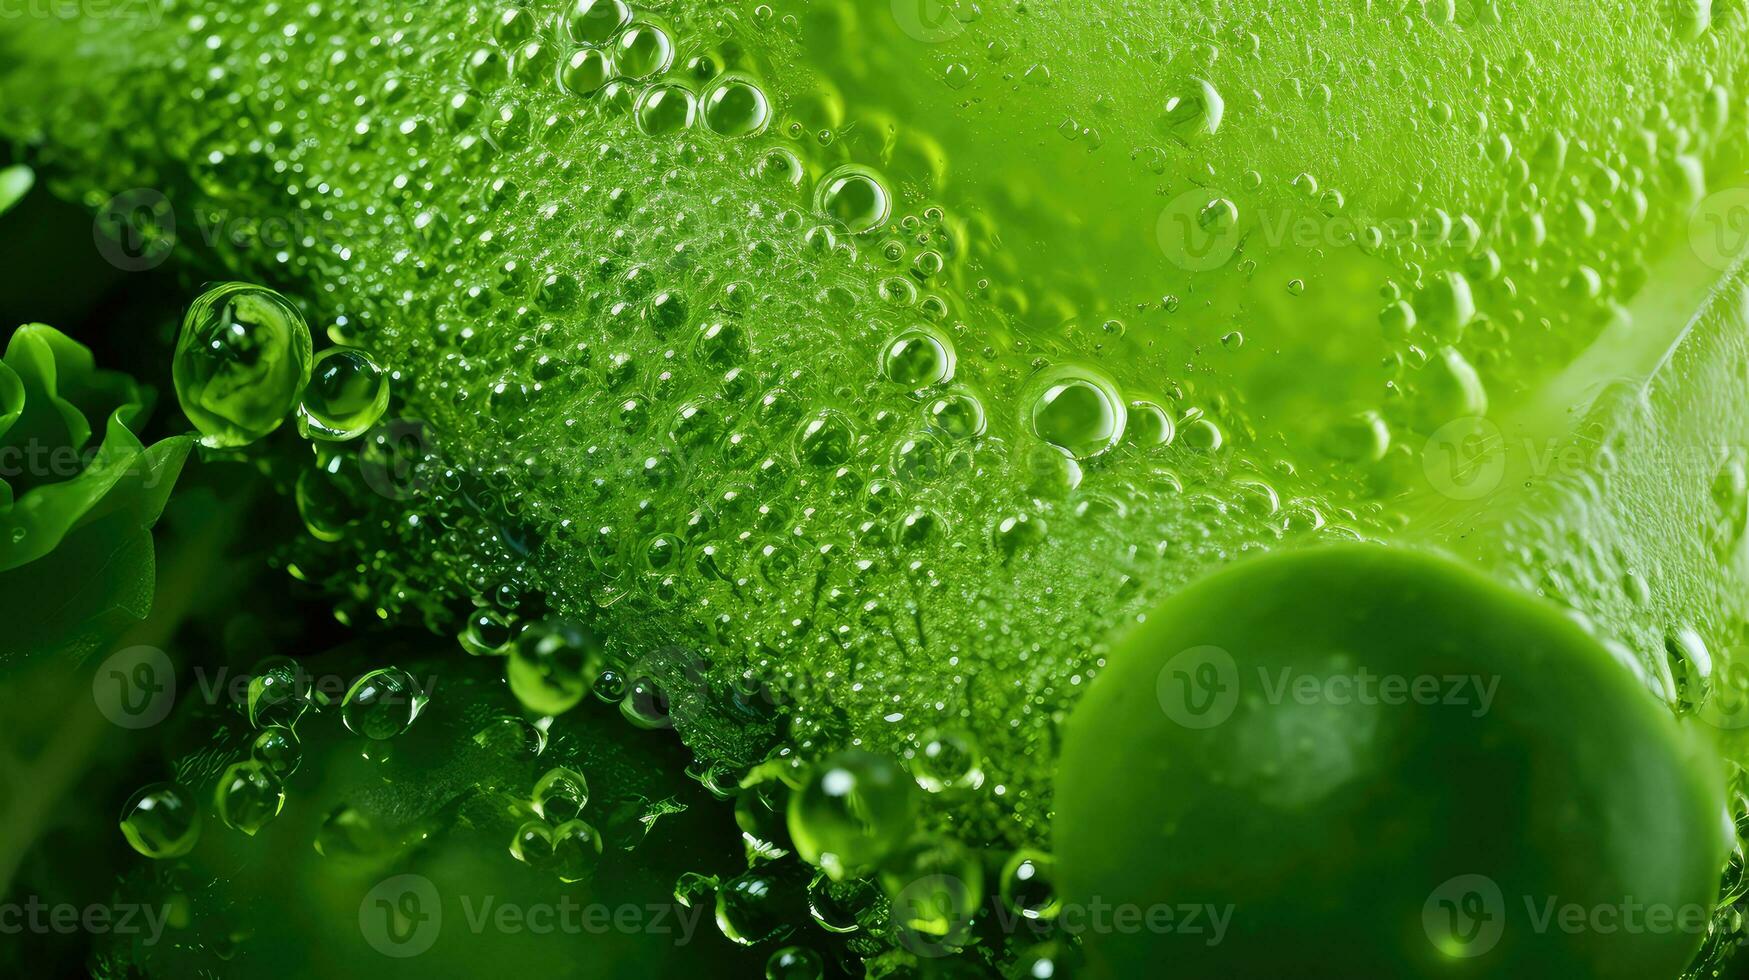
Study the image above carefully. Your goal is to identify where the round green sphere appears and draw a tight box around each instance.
[119,782,201,858]
[298,346,389,441]
[1056,545,1726,979]
[787,750,916,881]
[174,282,312,448]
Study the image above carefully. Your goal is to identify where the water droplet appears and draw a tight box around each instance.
[1417,347,1488,425]
[341,667,426,740]
[807,873,881,934]
[881,324,956,388]
[703,75,771,138]
[174,283,313,448]
[1666,627,1714,713]
[509,619,602,715]
[299,347,389,440]
[1712,454,1748,557]
[473,714,549,758]
[620,675,672,729]
[1416,272,1476,344]
[1163,78,1224,140]
[563,0,631,45]
[251,727,302,777]
[460,608,516,655]
[796,411,856,466]
[1026,365,1126,459]
[214,761,285,836]
[999,848,1060,920]
[119,783,200,858]
[716,870,799,945]
[815,166,891,235]
[247,657,307,729]
[1322,411,1391,463]
[510,819,556,867]
[490,6,535,46]
[788,751,916,880]
[615,23,674,79]
[911,727,984,792]
[316,805,385,860]
[635,83,698,135]
[877,834,983,945]
[559,48,614,97]
[1125,399,1176,447]
[765,945,824,980]
[532,765,590,822]
[927,392,986,439]
[1180,415,1225,452]
[552,819,604,882]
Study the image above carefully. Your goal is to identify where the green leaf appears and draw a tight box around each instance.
[0,324,184,571]
[0,511,156,663]
[0,324,190,661]
[0,165,30,217]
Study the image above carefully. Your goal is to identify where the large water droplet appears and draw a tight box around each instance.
[214,761,285,836]
[119,782,201,858]
[787,751,916,880]
[815,166,891,235]
[299,347,389,440]
[1026,365,1126,459]
[702,75,771,138]
[174,283,313,448]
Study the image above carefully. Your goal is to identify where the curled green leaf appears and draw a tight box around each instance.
[0,324,190,661]
[0,323,189,572]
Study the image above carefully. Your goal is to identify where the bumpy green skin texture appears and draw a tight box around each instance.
[1,0,1746,844]
[1418,266,1749,759]
[1056,545,1726,979]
